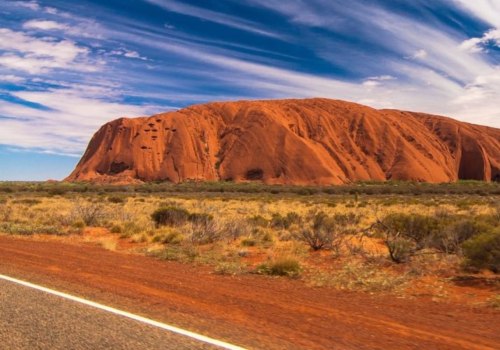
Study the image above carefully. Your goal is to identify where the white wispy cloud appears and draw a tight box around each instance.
[0,28,96,74]
[460,29,500,52]
[23,19,68,31]
[0,86,163,155]
[144,0,287,40]
[0,74,25,83]
[110,49,148,61]
[452,0,500,28]
[412,49,428,59]
[15,0,39,11]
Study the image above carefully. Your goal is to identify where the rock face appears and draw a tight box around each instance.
[66,98,500,185]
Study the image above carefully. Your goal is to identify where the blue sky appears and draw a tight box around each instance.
[0,0,499,180]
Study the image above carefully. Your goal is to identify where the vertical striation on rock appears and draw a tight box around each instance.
[66,98,500,184]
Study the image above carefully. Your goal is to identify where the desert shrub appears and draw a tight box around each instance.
[462,228,500,273]
[259,229,275,243]
[298,211,347,252]
[434,219,485,254]
[379,210,500,265]
[188,212,214,225]
[71,220,86,230]
[386,236,416,263]
[188,220,220,244]
[220,219,249,241]
[110,224,122,234]
[0,204,12,221]
[381,213,439,250]
[214,262,247,275]
[270,212,301,230]
[248,215,269,228]
[257,257,301,277]
[151,245,199,262]
[73,201,106,226]
[151,206,190,227]
[333,212,360,226]
[241,238,256,247]
[381,212,498,258]
[152,228,184,245]
[108,196,124,204]
[121,221,143,238]
[47,188,66,196]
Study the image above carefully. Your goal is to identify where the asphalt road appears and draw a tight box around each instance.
[0,279,220,350]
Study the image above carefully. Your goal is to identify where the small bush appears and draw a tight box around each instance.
[188,212,214,225]
[189,220,220,244]
[108,196,125,204]
[241,238,256,247]
[379,212,499,263]
[434,219,484,254]
[248,215,269,228]
[381,213,439,250]
[71,220,86,230]
[333,212,360,226]
[257,257,301,277]
[298,211,347,252]
[73,201,106,226]
[152,206,190,227]
[214,262,247,275]
[110,225,122,234]
[462,229,500,273]
[48,188,66,196]
[270,212,302,230]
[121,221,143,238]
[260,230,275,243]
[386,237,415,263]
[155,244,199,262]
[153,229,184,245]
[0,204,12,221]
[220,219,249,241]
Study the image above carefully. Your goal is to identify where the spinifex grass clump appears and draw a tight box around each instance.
[151,206,190,227]
[257,257,301,277]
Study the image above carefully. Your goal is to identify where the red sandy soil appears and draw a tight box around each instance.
[66,98,500,185]
[1,234,499,350]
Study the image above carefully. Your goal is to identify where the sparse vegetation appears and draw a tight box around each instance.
[0,181,498,301]
[298,210,351,252]
[462,229,500,273]
[74,200,106,226]
[257,257,301,277]
[151,206,190,227]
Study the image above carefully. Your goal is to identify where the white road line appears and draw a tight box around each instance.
[0,274,246,350]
